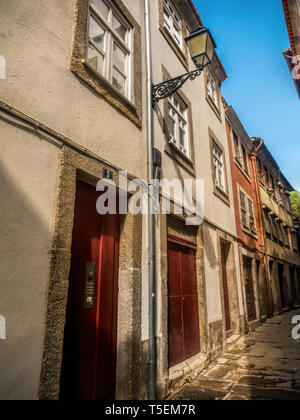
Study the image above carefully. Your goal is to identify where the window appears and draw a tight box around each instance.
[248,199,256,233]
[239,189,256,234]
[278,222,284,245]
[264,211,271,237]
[270,175,277,200]
[292,232,298,251]
[87,0,132,98]
[257,159,263,184]
[240,191,247,227]
[163,0,183,49]
[233,131,240,160]
[206,69,218,107]
[213,143,226,192]
[71,0,142,126]
[167,94,189,157]
[271,217,278,241]
[264,166,269,187]
[241,145,249,174]
[284,227,290,248]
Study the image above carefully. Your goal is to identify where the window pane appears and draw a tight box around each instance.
[179,128,185,148]
[112,14,127,41]
[89,16,105,51]
[113,43,126,73]
[87,43,104,74]
[113,68,126,94]
[91,0,109,20]
[168,117,175,137]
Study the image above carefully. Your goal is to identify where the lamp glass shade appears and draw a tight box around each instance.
[185,27,216,68]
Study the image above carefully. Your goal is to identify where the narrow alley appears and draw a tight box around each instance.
[172,310,300,400]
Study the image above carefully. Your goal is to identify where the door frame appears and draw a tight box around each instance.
[39,146,143,400]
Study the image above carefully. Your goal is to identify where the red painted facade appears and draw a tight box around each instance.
[225,116,271,319]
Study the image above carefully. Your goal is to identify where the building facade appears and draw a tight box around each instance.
[225,104,268,328]
[282,0,300,97]
[0,0,148,400]
[251,139,300,314]
[150,0,243,397]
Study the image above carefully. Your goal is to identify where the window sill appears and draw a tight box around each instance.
[159,26,189,71]
[83,60,138,113]
[213,185,230,207]
[241,225,258,239]
[165,141,196,177]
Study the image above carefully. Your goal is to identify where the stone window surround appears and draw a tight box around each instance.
[162,67,196,177]
[158,0,190,71]
[70,0,142,128]
[204,67,222,122]
[39,146,143,400]
[209,128,230,207]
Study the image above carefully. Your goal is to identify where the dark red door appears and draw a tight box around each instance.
[168,238,200,368]
[220,242,231,336]
[243,257,256,322]
[60,180,119,400]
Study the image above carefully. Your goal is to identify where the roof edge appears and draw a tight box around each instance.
[186,0,228,79]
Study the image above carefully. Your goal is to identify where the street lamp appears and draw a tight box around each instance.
[152,26,217,105]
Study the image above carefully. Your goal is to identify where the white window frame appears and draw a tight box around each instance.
[213,143,226,193]
[86,0,132,99]
[206,68,219,107]
[163,0,183,49]
[167,93,190,158]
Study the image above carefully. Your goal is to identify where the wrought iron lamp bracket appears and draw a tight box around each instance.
[152,65,205,106]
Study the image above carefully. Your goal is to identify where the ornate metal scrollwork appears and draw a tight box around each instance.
[152,66,204,106]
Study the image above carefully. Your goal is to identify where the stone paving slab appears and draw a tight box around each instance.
[170,310,300,401]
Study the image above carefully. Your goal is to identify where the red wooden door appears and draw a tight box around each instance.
[60,180,119,400]
[220,242,232,336]
[243,257,256,322]
[168,238,200,368]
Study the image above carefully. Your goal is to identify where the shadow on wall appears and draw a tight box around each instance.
[0,137,57,400]
[204,227,218,269]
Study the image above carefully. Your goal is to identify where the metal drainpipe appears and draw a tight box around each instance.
[144,0,156,400]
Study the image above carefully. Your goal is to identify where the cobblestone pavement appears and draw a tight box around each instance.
[171,310,300,400]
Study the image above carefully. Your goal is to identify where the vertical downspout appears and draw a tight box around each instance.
[144,0,156,400]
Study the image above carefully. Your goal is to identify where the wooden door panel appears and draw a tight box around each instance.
[183,297,200,360]
[221,243,231,334]
[181,249,198,297]
[61,180,119,400]
[244,258,256,322]
[168,238,200,368]
[169,298,184,367]
[168,243,181,297]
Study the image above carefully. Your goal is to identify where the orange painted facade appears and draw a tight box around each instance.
[225,110,272,322]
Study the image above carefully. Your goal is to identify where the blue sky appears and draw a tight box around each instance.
[193,0,300,191]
